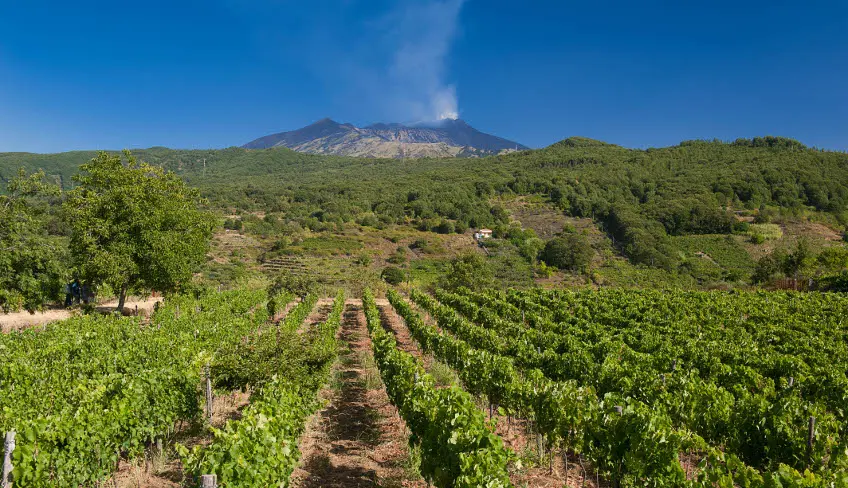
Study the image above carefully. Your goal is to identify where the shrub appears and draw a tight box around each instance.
[357,214,379,228]
[733,221,750,234]
[354,253,373,267]
[381,266,406,285]
[387,247,407,265]
[542,234,594,273]
[435,220,455,234]
[439,253,493,291]
[223,218,243,231]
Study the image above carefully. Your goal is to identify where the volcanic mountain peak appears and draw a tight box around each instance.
[242,118,528,158]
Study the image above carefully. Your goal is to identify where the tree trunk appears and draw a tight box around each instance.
[117,286,127,313]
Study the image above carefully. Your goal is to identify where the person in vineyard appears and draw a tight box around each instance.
[63,282,73,308]
[70,279,81,305]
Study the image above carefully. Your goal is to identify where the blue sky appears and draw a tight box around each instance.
[1,0,846,152]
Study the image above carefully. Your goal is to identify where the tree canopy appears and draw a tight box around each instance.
[63,151,214,310]
[541,234,593,273]
[0,170,65,312]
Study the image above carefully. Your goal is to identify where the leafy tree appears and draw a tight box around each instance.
[64,151,214,311]
[816,246,848,273]
[783,239,813,278]
[271,273,317,299]
[541,234,594,273]
[439,253,493,291]
[518,236,545,263]
[381,266,406,285]
[0,169,66,312]
[752,249,789,284]
[435,219,455,234]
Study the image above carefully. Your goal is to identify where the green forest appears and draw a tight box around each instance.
[2,135,848,310]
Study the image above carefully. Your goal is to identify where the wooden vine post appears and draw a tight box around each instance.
[200,474,217,488]
[807,416,816,467]
[2,431,14,488]
[205,365,213,423]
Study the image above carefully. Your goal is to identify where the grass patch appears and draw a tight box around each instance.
[408,258,447,288]
[747,223,783,242]
[401,444,422,482]
[426,357,459,387]
[359,350,383,390]
[673,234,756,281]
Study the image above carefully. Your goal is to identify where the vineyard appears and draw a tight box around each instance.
[0,286,343,487]
[0,285,846,487]
[393,287,848,487]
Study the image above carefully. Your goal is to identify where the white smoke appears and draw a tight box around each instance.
[382,0,465,122]
[433,85,459,120]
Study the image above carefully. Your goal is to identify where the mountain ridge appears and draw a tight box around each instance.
[242,118,528,158]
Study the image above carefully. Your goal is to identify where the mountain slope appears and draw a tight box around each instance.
[242,118,528,158]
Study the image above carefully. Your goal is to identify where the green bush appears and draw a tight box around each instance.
[435,220,455,234]
[387,247,408,265]
[541,234,593,273]
[381,266,406,285]
[439,253,493,291]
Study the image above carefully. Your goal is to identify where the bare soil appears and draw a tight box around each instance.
[375,299,434,371]
[297,297,335,333]
[0,296,163,333]
[291,300,426,488]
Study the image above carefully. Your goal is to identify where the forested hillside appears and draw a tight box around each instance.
[2,136,847,291]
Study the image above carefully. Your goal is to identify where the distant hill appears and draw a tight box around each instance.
[2,134,846,290]
[242,118,528,158]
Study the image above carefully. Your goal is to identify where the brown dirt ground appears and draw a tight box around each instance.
[291,300,426,488]
[385,297,607,488]
[0,296,163,333]
[297,298,335,334]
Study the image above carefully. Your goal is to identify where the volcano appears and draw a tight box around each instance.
[242,118,528,158]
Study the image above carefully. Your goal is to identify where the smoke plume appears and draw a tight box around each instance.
[377,0,465,122]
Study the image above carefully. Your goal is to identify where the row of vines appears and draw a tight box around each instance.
[362,289,515,488]
[0,286,341,487]
[394,287,848,487]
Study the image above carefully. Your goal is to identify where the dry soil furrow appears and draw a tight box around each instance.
[272,298,302,323]
[297,297,335,333]
[291,300,426,488]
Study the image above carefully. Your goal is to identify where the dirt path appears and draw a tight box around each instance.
[272,298,302,323]
[382,297,600,488]
[291,300,426,488]
[375,299,434,371]
[0,296,163,333]
[297,297,335,333]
